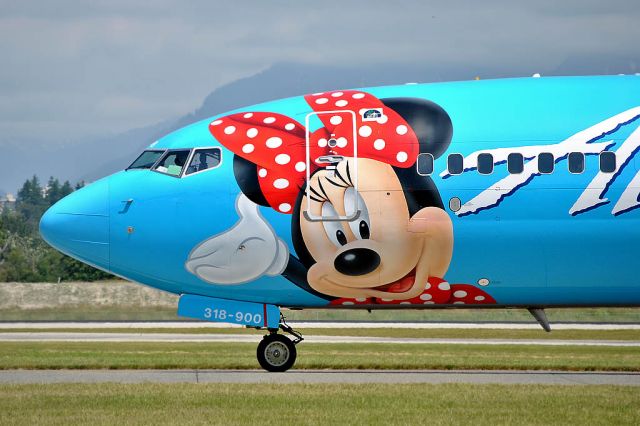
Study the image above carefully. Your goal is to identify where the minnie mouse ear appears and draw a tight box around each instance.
[233,155,270,207]
[381,98,452,159]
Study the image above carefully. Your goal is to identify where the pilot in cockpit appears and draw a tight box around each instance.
[197,152,209,172]
[156,151,189,176]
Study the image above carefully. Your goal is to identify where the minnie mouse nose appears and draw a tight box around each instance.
[334,248,380,276]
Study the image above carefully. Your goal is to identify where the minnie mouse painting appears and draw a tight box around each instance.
[185,90,496,306]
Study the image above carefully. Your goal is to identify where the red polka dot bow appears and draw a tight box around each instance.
[209,90,419,213]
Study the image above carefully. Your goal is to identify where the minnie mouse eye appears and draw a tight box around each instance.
[344,188,370,240]
[322,202,349,248]
[358,221,370,239]
[335,230,348,245]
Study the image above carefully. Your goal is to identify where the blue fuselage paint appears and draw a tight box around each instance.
[40,76,640,308]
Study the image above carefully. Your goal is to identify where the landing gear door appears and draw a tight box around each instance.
[303,110,359,222]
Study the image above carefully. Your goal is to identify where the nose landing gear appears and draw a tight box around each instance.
[256,315,303,372]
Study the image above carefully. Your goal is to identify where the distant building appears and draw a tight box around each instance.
[0,193,16,213]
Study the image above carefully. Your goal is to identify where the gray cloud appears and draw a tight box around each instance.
[1,0,638,146]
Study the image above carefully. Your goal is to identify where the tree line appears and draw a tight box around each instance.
[0,176,112,282]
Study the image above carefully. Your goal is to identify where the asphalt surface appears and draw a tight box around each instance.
[0,332,638,346]
[0,369,638,385]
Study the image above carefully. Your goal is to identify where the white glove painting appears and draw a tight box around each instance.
[185,194,289,284]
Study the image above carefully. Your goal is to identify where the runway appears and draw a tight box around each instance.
[1,332,638,346]
[0,369,637,385]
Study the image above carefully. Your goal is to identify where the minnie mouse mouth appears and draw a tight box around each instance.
[372,268,416,293]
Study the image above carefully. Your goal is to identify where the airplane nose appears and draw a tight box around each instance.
[39,177,110,270]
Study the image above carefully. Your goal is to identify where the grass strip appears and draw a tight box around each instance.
[0,383,638,425]
[0,342,638,371]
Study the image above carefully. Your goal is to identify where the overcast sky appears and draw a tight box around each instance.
[1,0,638,147]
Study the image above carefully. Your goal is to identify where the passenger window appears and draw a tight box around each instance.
[447,154,464,175]
[538,152,554,174]
[154,150,191,177]
[477,153,494,175]
[416,153,434,176]
[127,150,164,170]
[186,148,222,175]
[568,152,585,174]
[507,153,524,174]
[600,151,616,173]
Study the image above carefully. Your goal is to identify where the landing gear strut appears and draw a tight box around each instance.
[256,314,303,372]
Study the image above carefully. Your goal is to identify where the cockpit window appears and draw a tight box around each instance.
[127,150,165,170]
[153,150,191,177]
[185,148,222,175]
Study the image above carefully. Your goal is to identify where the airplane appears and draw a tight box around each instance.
[40,75,640,372]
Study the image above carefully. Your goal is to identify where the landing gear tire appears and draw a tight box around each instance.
[257,334,297,372]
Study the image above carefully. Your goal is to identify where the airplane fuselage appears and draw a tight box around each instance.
[41,75,640,309]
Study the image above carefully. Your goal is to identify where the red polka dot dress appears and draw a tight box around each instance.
[329,277,496,306]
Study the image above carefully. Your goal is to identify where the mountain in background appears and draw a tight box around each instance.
[2,57,638,193]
